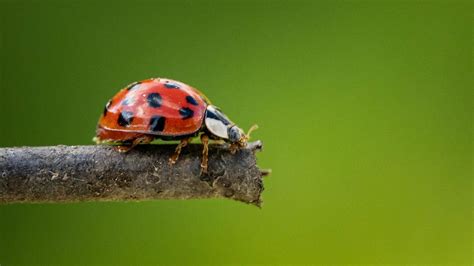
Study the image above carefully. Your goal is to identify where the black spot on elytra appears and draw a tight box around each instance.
[121,96,134,106]
[127,82,141,91]
[164,82,180,89]
[149,116,166,132]
[118,111,134,127]
[179,107,194,119]
[147,93,162,108]
[103,100,112,117]
[186,95,198,106]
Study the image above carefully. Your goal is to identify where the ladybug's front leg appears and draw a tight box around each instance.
[169,137,192,165]
[200,134,209,174]
[229,143,239,154]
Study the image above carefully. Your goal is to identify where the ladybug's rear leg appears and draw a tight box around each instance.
[200,134,209,174]
[169,137,193,165]
[115,135,154,153]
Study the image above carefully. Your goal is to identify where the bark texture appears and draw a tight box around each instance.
[0,141,265,206]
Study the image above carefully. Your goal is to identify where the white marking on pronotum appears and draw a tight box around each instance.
[205,118,229,139]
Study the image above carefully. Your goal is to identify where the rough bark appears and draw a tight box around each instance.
[0,141,266,206]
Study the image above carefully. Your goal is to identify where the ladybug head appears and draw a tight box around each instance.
[230,124,258,147]
[228,126,243,143]
[204,105,257,146]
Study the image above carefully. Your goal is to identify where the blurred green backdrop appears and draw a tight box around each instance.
[0,0,472,264]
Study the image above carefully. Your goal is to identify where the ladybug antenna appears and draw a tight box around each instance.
[245,124,259,140]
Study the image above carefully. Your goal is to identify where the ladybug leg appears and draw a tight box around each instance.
[229,143,239,154]
[115,135,154,153]
[200,134,209,174]
[169,137,192,165]
[115,145,133,153]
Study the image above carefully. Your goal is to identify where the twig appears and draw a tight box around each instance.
[0,141,266,206]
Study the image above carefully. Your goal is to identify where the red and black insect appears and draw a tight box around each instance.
[95,77,256,172]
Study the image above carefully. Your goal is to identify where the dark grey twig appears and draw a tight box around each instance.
[0,141,265,206]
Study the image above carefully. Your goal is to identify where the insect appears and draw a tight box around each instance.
[95,77,257,173]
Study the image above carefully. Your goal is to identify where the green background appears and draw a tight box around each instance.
[0,0,472,264]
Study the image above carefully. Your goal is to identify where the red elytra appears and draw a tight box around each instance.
[96,78,209,142]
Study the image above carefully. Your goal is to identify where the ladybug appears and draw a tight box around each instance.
[95,77,257,173]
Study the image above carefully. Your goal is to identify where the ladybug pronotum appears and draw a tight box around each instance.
[95,77,257,173]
